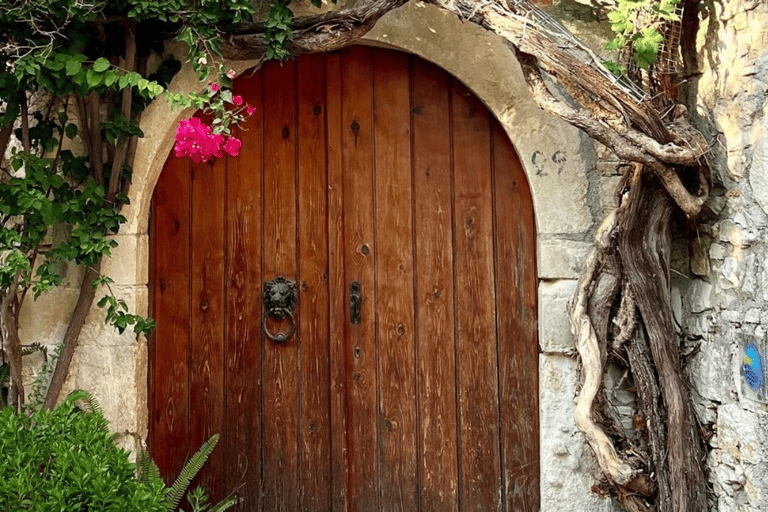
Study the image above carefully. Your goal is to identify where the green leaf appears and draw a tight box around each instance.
[93,57,110,72]
[65,59,82,76]
[103,70,119,87]
[86,69,102,88]
[65,124,78,140]
[127,72,141,87]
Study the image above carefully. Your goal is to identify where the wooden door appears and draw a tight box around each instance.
[149,46,539,512]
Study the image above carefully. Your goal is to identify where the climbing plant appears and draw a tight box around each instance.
[2,1,712,510]
[0,0,255,411]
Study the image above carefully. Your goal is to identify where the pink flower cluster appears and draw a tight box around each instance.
[174,117,242,163]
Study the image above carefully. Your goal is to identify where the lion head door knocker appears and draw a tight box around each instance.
[262,276,297,343]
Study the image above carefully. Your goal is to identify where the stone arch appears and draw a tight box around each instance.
[104,2,592,505]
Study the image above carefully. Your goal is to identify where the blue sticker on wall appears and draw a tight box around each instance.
[742,341,763,391]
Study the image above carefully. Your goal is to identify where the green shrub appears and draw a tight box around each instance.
[0,390,236,511]
[0,390,167,511]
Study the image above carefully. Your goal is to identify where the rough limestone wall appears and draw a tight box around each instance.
[680,1,768,510]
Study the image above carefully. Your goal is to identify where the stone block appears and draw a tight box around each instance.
[101,234,149,286]
[749,121,768,216]
[717,403,761,465]
[65,343,145,435]
[539,280,577,353]
[18,285,79,347]
[539,354,621,512]
[538,238,591,279]
[79,285,149,347]
[711,243,727,260]
[598,175,622,214]
[687,333,738,404]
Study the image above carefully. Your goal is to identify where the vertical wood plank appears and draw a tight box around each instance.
[451,80,502,511]
[190,155,226,500]
[225,73,263,511]
[340,46,379,512]
[412,60,460,511]
[492,123,539,512]
[261,59,299,512]
[326,52,349,512]
[151,155,191,485]
[296,53,332,512]
[372,50,418,511]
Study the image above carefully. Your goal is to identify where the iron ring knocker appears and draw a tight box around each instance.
[262,307,296,343]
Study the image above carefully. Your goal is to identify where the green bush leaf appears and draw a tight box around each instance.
[86,69,102,88]
[93,57,110,72]
[65,59,82,76]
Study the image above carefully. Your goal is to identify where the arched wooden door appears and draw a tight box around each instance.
[149,46,538,512]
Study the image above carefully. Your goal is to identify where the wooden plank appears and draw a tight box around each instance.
[492,122,539,512]
[411,59,460,511]
[325,52,349,512]
[225,72,263,511]
[151,155,191,485]
[340,46,379,512]
[372,50,418,511]
[451,80,502,511]
[190,154,226,500]
[296,53,332,512]
[261,58,299,511]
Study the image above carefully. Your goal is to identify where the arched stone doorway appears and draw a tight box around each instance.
[149,46,538,511]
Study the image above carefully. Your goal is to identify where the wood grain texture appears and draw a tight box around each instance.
[261,58,299,512]
[492,122,539,512]
[296,53,332,512]
[451,80,502,511]
[340,46,379,512]
[151,48,539,512]
[190,154,226,500]
[151,154,191,485]
[412,59,460,512]
[372,50,418,511]
[325,52,349,512]
[225,73,263,511]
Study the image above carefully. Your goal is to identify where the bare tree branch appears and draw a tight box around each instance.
[107,20,136,203]
[223,0,411,59]
[1,271,24,409]
[42,262,100,410]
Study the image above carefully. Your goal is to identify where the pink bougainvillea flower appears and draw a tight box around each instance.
[246,105,256,116]
[174,117,226,163]
[233,95,243,106]
[223,136,242,157]
[210,83,219,93]
[226,69,237,79]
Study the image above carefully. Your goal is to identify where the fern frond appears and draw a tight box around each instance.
[209,494,239,512]
[136,447,162,485]
[21,342,47,358]
[63,389,102,414]
[164,434,220,510]
[62,389,93,408]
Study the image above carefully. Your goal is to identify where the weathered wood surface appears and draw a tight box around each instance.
[412,59,460,511]
[150,47,538,511]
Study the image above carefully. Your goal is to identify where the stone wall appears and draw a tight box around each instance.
[682,1,768,510]
[12,1,768,510]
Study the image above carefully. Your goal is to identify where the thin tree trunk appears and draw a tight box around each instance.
[1,272,24,409]
[42,262,101,410]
